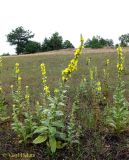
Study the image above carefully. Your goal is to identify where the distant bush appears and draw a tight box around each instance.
[84,36,114,48]
[63,40,74,49]
[24,41,41,54]
[2,53,10,56]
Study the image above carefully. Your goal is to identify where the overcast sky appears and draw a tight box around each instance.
[0,0,129,54]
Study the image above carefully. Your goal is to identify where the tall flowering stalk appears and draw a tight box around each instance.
[62,35,84,82]
[11,63,23,116]
[117,46,124,78]
[15,63,22,92]
[96,81,101,93]
[40,63,50,97]
[25,86,30,111]
[102,59,110,98]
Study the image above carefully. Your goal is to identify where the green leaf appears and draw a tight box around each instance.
[57,132,66,140]
[33,135,47,144]
[34,126,48,134]
[49,136,56,153]
[49,127,56,135]
[55,111,64,116]
[51,121,64,128]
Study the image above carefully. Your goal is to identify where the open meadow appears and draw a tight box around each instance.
[1,43,129,159]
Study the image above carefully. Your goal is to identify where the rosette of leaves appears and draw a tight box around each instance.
[104,81,129,133]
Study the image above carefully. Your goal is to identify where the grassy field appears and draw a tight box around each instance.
[1,47,129,159]
[2,48,129,103]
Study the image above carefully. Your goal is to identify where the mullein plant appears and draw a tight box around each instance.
[33,63,67,153]
[33,35,84,153]
[86,57,91,66]
[104,47,129,133]
[76,66,103,130]
[104,81,129,133]
[11,64,36,143]
[102,59,110,98]
[117,46,124,80]
[11,63,24,116]
[67,95,81,146]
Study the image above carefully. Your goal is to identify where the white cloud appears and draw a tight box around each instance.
[0,0,129,54]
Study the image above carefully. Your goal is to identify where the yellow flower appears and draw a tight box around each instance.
[62,35,84,82]
[117,47,122,55]
[15,63,19,67]
[54,88,59,94]
[18,76,22,81]
[0,86,2,92]
[15,68,20,74]
[44,86,50,96]
[40,63,46,75]
[96,81,101,92]
[106,59,109,65]
[117,46,124,76]
[40,63,50,96]
[15,63,20,74]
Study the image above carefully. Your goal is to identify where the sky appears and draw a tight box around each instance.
[0,0,129,54]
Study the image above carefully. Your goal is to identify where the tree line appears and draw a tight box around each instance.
[7,26,74,55]
[6,26,129,55]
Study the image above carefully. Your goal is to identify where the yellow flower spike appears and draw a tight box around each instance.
[44,86,50,96]
[15,63,20,74]
[15,63,19,67]
[106,59,110,65]
[117,46,122,55]
[96,81,101,92]
[54,88,59,95]
[40,63,50,97]
[40,63,46,75]
[0,86,2,92]
[117,46,124,76]
[18,76,22,81]
[25,86,30,101]
[62,35,84,82]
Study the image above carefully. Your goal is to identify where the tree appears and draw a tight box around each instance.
[49,32,63,50]
[42,32,63,52]
[119,34,129,47]
[63,40,74,49]
[42,38,51,52]
[24,41,41,54]
[7,26,34,55]
[84,36,114,48]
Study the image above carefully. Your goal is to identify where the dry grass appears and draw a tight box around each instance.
[6,47,129,58]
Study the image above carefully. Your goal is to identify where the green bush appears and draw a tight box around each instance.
[63,40,74,49]
[24,41,41,54]
[84,36,114,48]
